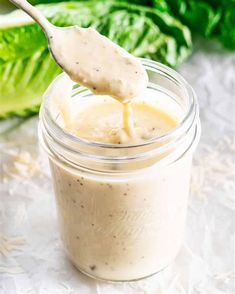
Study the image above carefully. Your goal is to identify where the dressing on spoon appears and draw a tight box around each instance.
[50,27,148,103]
[10,0,148,139]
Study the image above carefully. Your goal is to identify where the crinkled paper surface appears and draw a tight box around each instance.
[0,40,234,294]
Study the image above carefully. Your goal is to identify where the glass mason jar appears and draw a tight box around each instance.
[39,59,200,282]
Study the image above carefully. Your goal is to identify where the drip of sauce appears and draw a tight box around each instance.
[64,99,178,144]
[49,27,149,140]
[122,103,136,141]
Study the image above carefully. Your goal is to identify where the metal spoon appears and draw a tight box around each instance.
[9,0,66,68]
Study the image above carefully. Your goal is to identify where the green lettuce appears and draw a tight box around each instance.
[0,1,191,118]
[218,1,235,50]
[153,0,235,50]
[154,0,221,37]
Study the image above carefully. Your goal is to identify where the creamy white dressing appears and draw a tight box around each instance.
[63,99,178,144]
[44,77,190,281]
[50,27,148,103]
[47,26,150,140]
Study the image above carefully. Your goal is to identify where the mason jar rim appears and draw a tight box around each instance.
[42,59,198,146]
[39,59,200,166]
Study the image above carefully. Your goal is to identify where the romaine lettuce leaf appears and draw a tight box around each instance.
[0,49,61,117]
[218,1,235,50]
[0,1,192,118]
[94,10,180,66]
[153,0,235,50]
[156,0,221,37]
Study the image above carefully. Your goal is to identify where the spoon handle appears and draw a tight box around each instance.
[9,0,53,35]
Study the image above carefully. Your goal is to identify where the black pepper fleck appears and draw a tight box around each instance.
[68,183,71,187]
[76,61,79,64]
[123,193,127,196]
[91,223,94,226]
[92,86,97,90]
[113,235,116,239]
[90,265,96,271]
[109,214,113,217]
[76,236,80,239]
[81,205,84,208]
[105,262,108,265]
